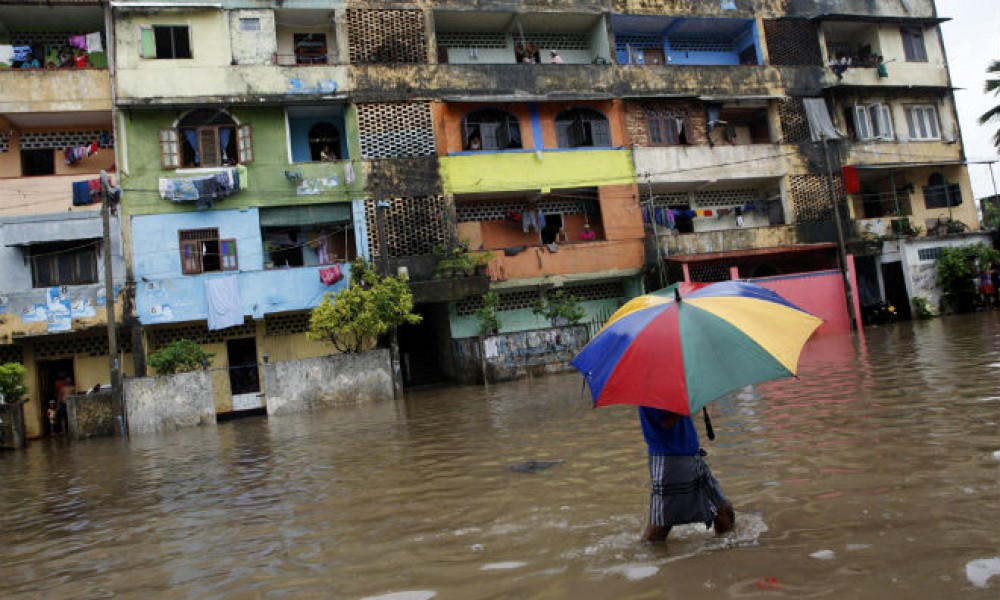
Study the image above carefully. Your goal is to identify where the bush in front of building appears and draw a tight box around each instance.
[308,257,422,353]
[935,242,1000,313]
[0,362,28,403]
[148,340,214,375]
[531,289,586,327]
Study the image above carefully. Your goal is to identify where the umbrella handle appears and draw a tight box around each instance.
[703,407,715,441]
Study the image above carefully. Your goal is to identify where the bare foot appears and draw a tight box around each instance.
[713,501,735,535]
[641,524,670,543]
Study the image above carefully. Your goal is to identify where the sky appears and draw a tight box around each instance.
[937,0,1000,199]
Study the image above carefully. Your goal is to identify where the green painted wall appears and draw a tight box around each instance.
[120,105,363,218]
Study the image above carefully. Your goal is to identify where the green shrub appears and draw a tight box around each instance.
[475,291,502,335]
[912,296,936,319]
[532,289,586,326]
[0,362,28,402]
[935,243,1000,312]
[148,339,214,375]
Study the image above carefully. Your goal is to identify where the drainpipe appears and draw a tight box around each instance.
[822,135,858,331]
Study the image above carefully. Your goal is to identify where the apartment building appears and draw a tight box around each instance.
[0,1,126,438]
[1,0,987,430]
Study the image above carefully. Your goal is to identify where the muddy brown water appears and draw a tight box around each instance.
[2,313,999,599]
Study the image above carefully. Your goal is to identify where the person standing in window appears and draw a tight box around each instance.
[578,223,596,241]
[549,50,564,65]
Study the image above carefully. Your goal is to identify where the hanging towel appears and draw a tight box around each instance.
[205,275,244,331]
[344,162,355,184]
[319,264,343,286]
[72,181,91,206]
[0,45,14,65]
[12,46,31,61]
[68,35,87,50]
[85,32,103,53]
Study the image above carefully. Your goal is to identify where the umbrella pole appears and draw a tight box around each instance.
[702,407,715,441]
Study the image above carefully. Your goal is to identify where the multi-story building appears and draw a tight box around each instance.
[2,0,987,434]
[0,1,126,438]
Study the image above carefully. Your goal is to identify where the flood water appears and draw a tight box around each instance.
[2,313,999,599]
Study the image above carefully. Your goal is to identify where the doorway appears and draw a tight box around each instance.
[881,261,912,320]
[397,304,448,387]
[37,358,74,436]
[226,338,262,413]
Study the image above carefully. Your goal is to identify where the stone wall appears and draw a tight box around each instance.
[453,324,589,383]
[262,349,394,416]
[124,371,216,435]
[68,392,123,440]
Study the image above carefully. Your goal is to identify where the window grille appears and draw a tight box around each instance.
[357,102,436,159]
[917,247,943,261]
[436,33,507,49]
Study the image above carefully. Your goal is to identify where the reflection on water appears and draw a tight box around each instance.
[1,313,999,599]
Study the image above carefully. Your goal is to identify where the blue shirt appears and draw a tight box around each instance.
[639,407,700,456]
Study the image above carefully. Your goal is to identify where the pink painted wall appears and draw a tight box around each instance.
[750,270,852,334]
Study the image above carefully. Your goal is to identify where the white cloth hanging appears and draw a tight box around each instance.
[205,275,244,331]
[85,32,103,53]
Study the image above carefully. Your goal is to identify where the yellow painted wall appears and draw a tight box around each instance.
[441,149,635,195]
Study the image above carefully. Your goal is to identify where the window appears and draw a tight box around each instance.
[922,173,961,209]
[294,33,328,65]
[140,25,192,59]
[917,247,943,261]
[646,116,690,146]
[900,27,927,62]
[30,241,99,288]
[462,109,522,151]
[21,149,55,176]
[555,108,611,148]
[239,18,260,32]
[160,109,253,169]
[852,103,894,140]
[178,228,237,275]
[308,122,341,161]
[260,205,355,269]
[905,105,940,140]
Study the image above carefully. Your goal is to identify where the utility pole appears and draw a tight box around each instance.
[821,136,858,331]
[99,169,124,434]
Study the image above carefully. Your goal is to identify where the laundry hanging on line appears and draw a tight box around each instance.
[159,168,242,210]
[64,141,99,166]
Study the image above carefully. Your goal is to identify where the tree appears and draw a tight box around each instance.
[475,291,501,335]
[0,362,28,402]
[148,339,214,375]
[978,59,1000,150]
[308,257,422,353]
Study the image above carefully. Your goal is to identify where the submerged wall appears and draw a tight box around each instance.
[262,349,393,415]
[124,371,216,435]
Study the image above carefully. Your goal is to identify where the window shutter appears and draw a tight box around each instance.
[180,240,202,274]
[647,118,663,144]
[569,119,587,147]
[877,104,894,140]
[159,128,180,168]
[237,124,254,163]
[591,120,611,146]
[220,239,238,270]
[496,119,511,149]
[199,127,220,167]
[925,107,939,138]
[853,106,871,140]
[139,26,156,58]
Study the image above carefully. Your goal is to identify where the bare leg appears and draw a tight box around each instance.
[713,501,735,535]
[641,523,671,543]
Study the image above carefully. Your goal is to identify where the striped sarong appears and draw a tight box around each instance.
[648,450,727,529]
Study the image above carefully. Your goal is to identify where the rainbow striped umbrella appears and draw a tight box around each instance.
[571,281,823,415]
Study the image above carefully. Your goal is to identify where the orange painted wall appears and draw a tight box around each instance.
[599,183,644,241]
[490,239,646,280]
[436,100,628,155]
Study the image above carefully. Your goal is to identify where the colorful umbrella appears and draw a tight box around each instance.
[571,280,823,416]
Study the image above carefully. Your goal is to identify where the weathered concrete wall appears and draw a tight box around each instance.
[68,392,122,440]
[0,400,28,449]
[124,371,216,434]
[452,324,589,383]
[262,349,393,415]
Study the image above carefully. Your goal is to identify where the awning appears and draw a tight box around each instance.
[3,214,103,247]
[851,160,965,170]
[260,204,351,227]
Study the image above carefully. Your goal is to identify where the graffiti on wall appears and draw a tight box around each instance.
[0,285,117,333]
[453,324,591,383]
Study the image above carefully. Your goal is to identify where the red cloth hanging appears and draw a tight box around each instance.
[319,264,343,286]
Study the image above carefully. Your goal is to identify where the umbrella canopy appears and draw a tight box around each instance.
[571,280,823,415]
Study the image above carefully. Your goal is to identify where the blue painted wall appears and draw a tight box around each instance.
[288,109,348,163]
[131,208,354,325]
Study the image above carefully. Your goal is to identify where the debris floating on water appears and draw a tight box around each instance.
[508,460,562,473]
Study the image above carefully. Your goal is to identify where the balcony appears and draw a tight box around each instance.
[660,224,802,257]
[635,144,789,187]
[134,264,353,326]
[0,68,111,113]
[491,239,645,281]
